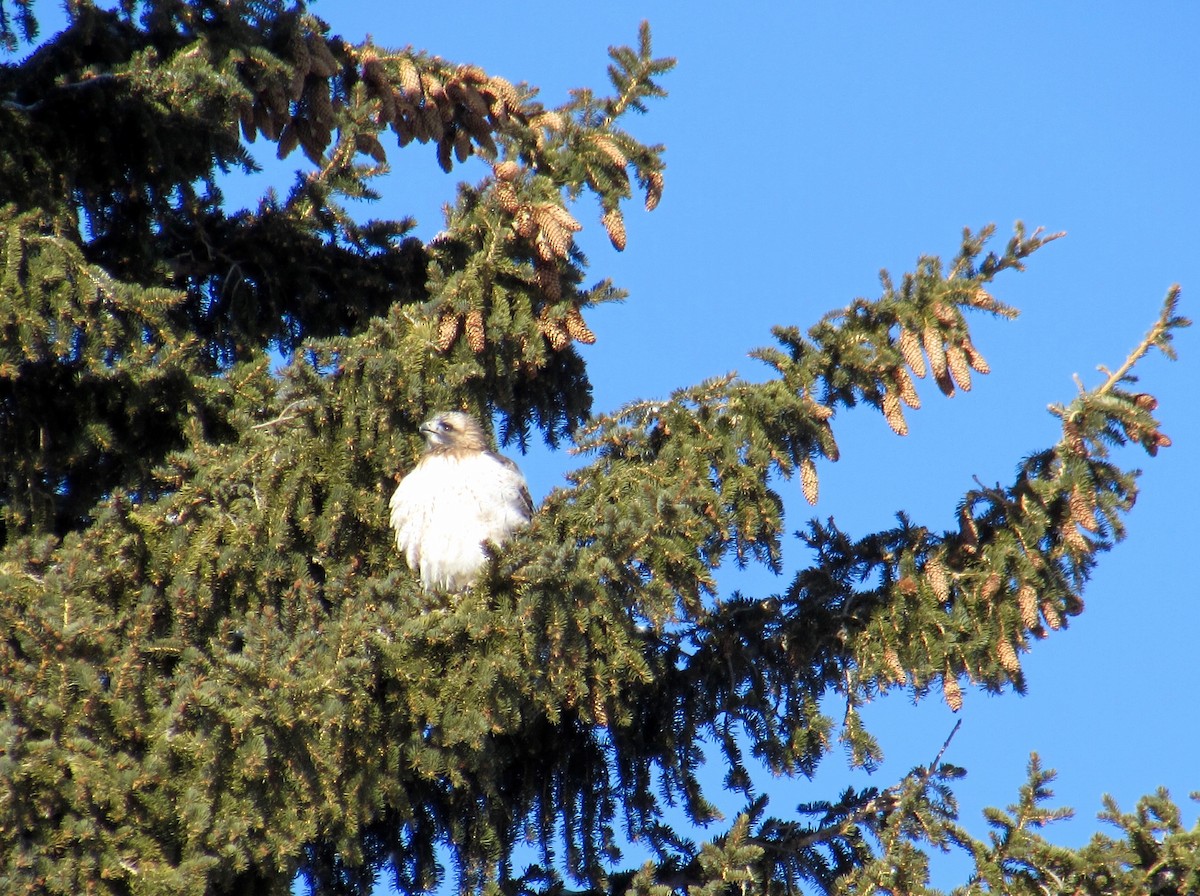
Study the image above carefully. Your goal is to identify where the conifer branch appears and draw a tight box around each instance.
[1093,284,1188,395]
[249,398,312,429]
[930,718,963,769]
[611,725,968,896]
[1,72,126,113]
[601,22,673,127]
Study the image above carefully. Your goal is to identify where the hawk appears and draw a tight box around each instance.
[388,411,533,592]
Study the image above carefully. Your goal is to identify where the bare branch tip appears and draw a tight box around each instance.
[928,718,964,771]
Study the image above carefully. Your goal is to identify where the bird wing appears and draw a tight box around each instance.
[488,450,534,520]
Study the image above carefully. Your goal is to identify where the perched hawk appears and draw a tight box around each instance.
[388,411,533,592]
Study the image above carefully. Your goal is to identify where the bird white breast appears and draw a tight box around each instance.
[388,451,530,592]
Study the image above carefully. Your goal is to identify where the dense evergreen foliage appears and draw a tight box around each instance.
[0,3,1194,894]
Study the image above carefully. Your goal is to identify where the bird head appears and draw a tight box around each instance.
[419,411,489,452]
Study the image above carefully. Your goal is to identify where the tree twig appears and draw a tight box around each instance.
[1095,286,1184,395]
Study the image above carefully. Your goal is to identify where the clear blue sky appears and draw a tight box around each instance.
[317,0,1200,886]
[38,0,1200,887]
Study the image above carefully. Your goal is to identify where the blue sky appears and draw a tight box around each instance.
[26,0,1200,887]
[312,2,1199,865]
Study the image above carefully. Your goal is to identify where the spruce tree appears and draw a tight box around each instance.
[0,3,1195,895]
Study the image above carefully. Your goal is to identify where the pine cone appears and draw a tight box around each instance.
[485,77,522,117]
[881,390,908,436]
[1069,487,1100,533]
[931,301,958,327]
[997,638,1021,675]
[253,98,275,140]
[453,128,472,163]
[819,420,840,462]
[543,202,583,233]
[531,110,566,133]
[493,182,519,213]
[942,674,963,712]
[533,204,581,260]
[1133,392,1159,411]
[534,262,561,301]
[307,35,340,79]
[355,132,387,163]
[299,117,330,163]
[922,325,948,382]
[448,78,490,119]
[421,102,445,143]
[966,286,1000,312]
[564,307,596,345]
[1061,420,1086,456]
[645,170,664,211]
[883,648,906,684]
[494,160,521,182]
[448,78,489,115]
[590,134,628,169]
[398,57,422,100]
[602,207,627,251]
[435,136,453,173]
[898,327,927,378]
[459,107,495,152]
[456,63,488,84]
[513,209,536,240]
[1017,584,1039,630]
[361,58,386,96]
[435,310,462,352]
[395,104,419,144]
[933,366,956,397]
[981,571,1002,602]
[465,309,485,353]
[534,230,560,263]
[806,396,834,421]
[946,344,972,392]
[1040,599,1063,631]
[926,555,951,603]
[422,69,449,103]
[289,30,312,89]
[894,367,921,409]
[962,339,990,374]
[800,455,819,505]
[1062,522,1091,553]
[959,509,979,553]
[264,82,289,118]
[538,307,571,350]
